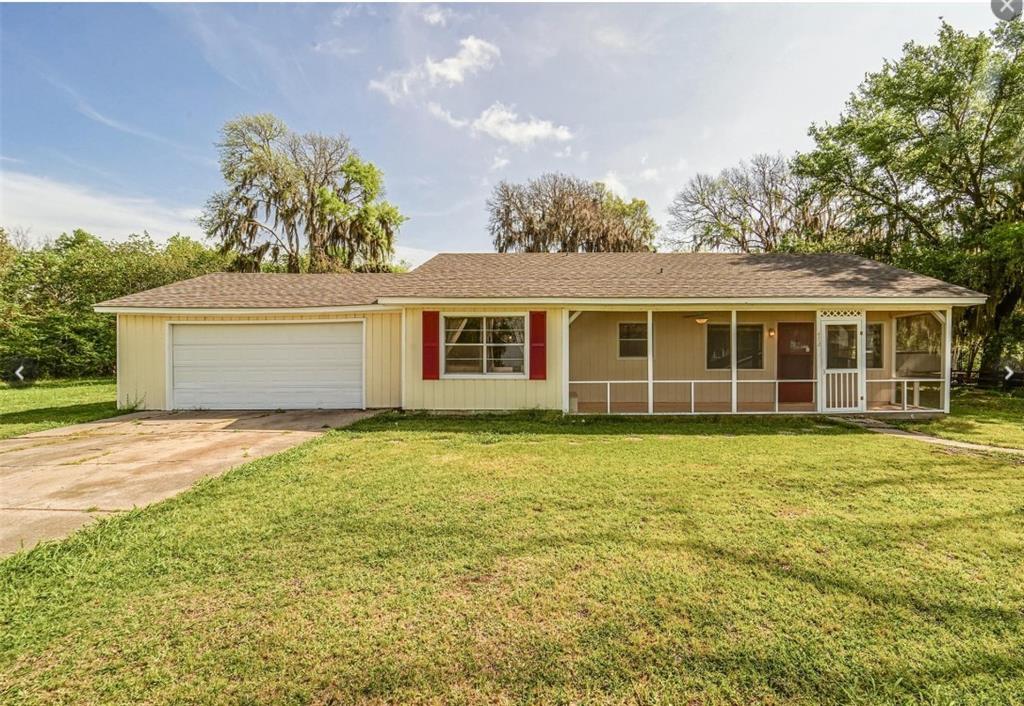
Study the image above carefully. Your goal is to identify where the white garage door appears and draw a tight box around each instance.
[170,322,363,410]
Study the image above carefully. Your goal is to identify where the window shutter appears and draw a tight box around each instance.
[422,311,440,380]
[529,311,547,380]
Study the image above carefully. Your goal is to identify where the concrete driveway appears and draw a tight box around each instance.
[0,409,373,556]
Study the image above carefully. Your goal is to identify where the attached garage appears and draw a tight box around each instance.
[169,321,364,410]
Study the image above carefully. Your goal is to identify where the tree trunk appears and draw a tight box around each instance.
[977,284,1023,386]
[978,334,1006,388]
[308,247,330,273]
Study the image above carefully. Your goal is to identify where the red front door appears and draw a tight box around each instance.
[777,323,814,404]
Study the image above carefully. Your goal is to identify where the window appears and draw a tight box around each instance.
[825,324,858,369]
[618,322,648,358]
[706,324,764,369]
[444,316,525,375]
[866,323,884,369]
[895,314,941,378]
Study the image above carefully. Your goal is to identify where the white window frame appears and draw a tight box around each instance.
[704,322,766,372]
[440,313,529,379]
[617,320,649,360]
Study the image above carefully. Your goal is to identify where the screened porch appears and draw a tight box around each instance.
[566,309,950,415]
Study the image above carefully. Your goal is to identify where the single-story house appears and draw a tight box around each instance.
[94,252,986,415]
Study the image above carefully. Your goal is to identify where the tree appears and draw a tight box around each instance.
[666,154,855,252]
[200,114,406,273]
[794,20,1024,376]
[0,231,233,378]
[489,173,658,253]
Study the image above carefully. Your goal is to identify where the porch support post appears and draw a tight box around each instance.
[943,307,953,413]
[815,311,823,413]
[400,307,407,410]
[730,310,738,413]
[647,310,654,415]
[562,308,571,414]
[857,312,867,411]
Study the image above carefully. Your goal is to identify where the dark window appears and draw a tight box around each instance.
[618,322,648,358]
[444,316,525,375]
[895,314,942,378]
[706,324,763,369]
[866,323,884,369]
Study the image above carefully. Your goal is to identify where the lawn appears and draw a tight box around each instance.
[2,413,1022,705]
[0,378,118,440]
[894,387,1024,451]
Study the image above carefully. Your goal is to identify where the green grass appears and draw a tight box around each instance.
[2,412,1023,704]
[894,388,1024,450]
[0,378,119,440]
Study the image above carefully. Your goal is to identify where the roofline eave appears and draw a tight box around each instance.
[92,304,403,315]
[374,295,987,307]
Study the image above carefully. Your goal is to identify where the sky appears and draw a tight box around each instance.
[0,2,1002,266]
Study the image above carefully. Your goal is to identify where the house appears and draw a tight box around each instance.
[94,253,986,416]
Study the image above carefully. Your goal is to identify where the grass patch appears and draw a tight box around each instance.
[893,388,1024,450]
[0,378,118,440]
[2,412,1023,704]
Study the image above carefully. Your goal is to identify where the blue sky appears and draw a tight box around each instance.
[0,2,1000,265]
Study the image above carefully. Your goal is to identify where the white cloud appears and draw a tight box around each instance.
[429,101,573,148]
[418,5,452,27]
[369,36,499,103]
[490,154,510,171]
[41,72,217,168]
[598,157,689,202]
[0,171,204,243]
[427,102,468,128]
[425,36,499,84]
[44,74,179,148]
[74,101,177,146]
[470,103,572,146]
[368,72,419,105]
[312,38,361,58]
[592,26,633,51]
[330,5,361,27]
[554,145,572,158]
[600,171,628,198]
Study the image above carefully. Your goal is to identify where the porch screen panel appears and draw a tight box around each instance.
[826,325,858,369]
[707,324,763,369]
[895,314,942,378]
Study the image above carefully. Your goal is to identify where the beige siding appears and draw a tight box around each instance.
[403,306,565,410]
[115,304,945,414]
[116,311,401,410]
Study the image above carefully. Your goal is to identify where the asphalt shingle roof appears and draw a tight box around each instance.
[96,273,405,308]
[95,253,985,309]
[400,253,984,300]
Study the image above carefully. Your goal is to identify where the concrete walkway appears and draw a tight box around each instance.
[0,409,374,556]
[831,416,1024,457]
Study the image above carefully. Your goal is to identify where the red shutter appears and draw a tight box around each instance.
[529,311,547,380]
[422,311,440,380]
